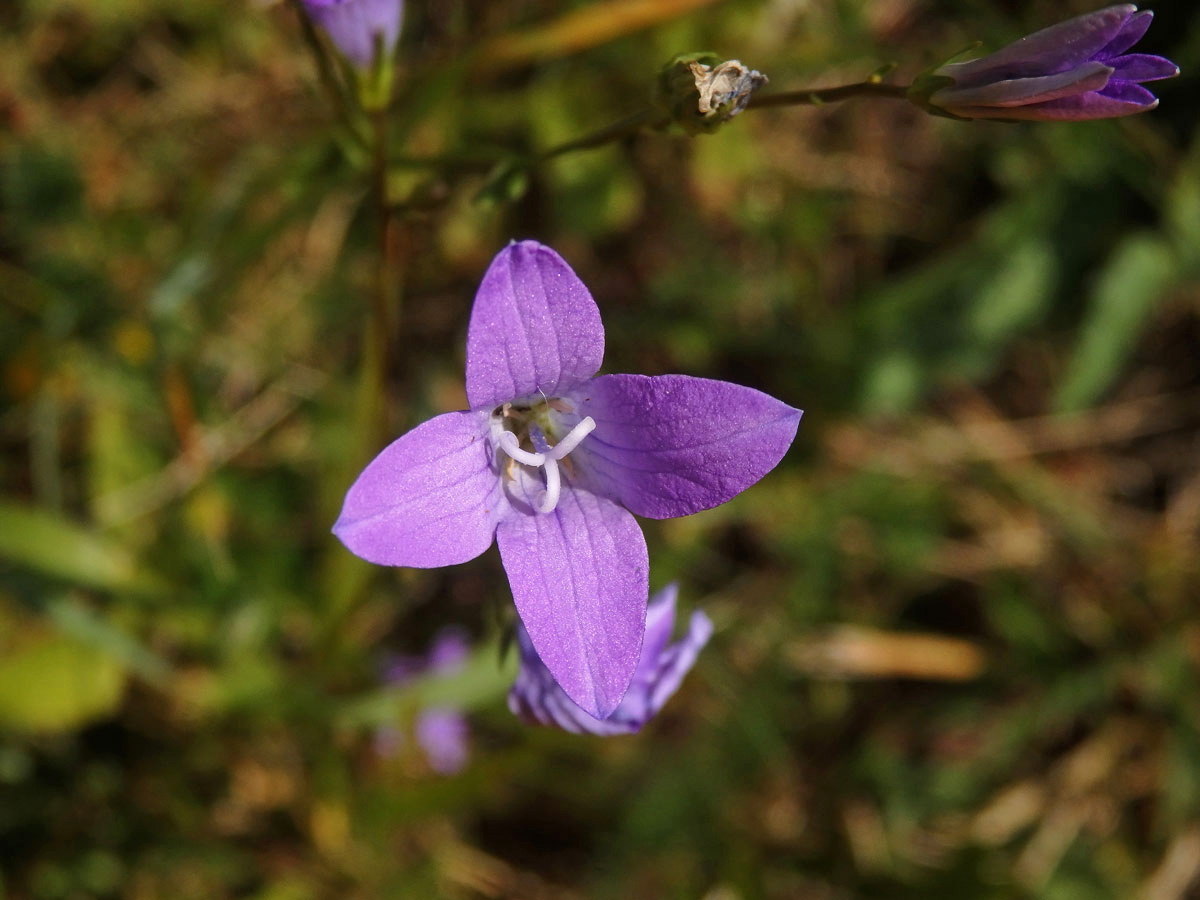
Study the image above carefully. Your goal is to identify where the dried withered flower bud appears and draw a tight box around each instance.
[656,53,768,134]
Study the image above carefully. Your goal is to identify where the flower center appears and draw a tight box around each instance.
[490,401,596,515]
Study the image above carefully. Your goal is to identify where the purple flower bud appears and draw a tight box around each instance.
[508,583,713,736]
[916,4,1178,120]
[301,0,403,69]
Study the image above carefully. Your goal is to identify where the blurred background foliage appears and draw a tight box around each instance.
[1,0,1199,897]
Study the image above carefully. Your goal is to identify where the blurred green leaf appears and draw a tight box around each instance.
[1166,147,1200,270]
[338,647,516,729]
[0,633,126,733]
[474,158,532,207]
[0,502,164,595]
[1055,235,1178,411]
[967,240,1055,344]
[47,597,170,684]
[856,191,1061,415]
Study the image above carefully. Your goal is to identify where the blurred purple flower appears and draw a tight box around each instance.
[508,583,712,735]
[415,709,470,774]
[334,240,801,720]
[424,627,471,673]
[301,0,403,69]
[380,627,469,684]
[922,4,1178,120]
[376,628,471,774]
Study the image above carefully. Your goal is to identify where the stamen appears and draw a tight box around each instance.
[547,416,596,460]
[491,417,592,516]
[536,457,561,514]
[497,430,545,467]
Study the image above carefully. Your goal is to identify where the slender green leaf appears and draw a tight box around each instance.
[1055,235,1178,411]
[47,598,170,684]
[0,503,164,594]
[337,647,517,729]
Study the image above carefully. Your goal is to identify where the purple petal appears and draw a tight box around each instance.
[333,411,506,567]
[948,80,1158,120]
[415,708,470,774]
[495,474,648,719]
[302,0,404,69]
[1096,79,1160,103]
[632,582,680,684]
[932,61,1112,108]
[465,241,605,412]
[939,4,1135,85]
[1096,9,1153,58]
[642,609,713,720]
[569,374,802,520]
[1108,53,1180,83]
[508,623,628,734]
[507,583,713,735]
[607,585,713,728]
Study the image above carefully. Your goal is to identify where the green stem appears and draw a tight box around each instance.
[321,106,399,651]
[747,80,910,109]
[288,0,362,140]
[368,106,397,443]
[538,107,670,161]
[383,82,911,211]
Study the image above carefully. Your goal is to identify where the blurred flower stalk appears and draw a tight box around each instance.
[295,0,404,454]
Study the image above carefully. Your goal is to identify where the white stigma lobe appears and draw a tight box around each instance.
[492,416,596,515]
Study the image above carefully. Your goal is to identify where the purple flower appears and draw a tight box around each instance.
[375,709,471,774]
[414,708,470,774]
[921,4,1179,120]
[301,0,403,69]
[380,627,469,684]
[375,628,471,774]
[333,241,801,719]
[508,583,713,735]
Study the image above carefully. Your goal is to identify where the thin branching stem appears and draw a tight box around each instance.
[747,81,910,109]
[382,81,912,210]
[538,107,670,160]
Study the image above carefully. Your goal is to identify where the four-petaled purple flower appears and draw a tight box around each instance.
[334,241,801,720]
[375,628,471,774]
[921,4,1179,121]
[301,0,404,70]
[509,583,712,735]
